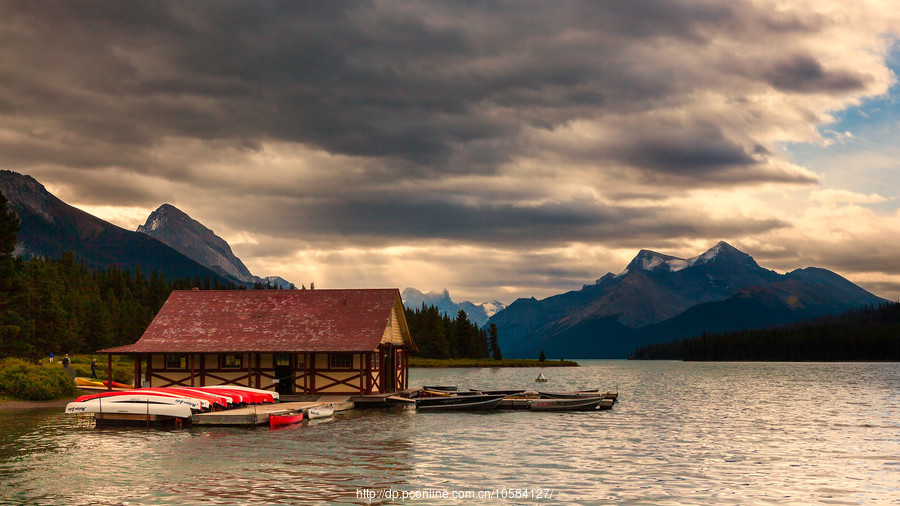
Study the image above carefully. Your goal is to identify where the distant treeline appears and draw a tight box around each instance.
[0,252,240,362]
[631,302,900,361]
[404,304,502,360]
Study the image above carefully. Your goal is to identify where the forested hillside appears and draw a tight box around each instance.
[404,304,502,360]
[631,302,900,361]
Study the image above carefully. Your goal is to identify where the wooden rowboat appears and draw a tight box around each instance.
[528,396,605,411]
[415,393,505,411]
[269,410,304,427]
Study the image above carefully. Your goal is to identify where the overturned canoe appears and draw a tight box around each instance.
[70,393,205,412]
[65,398,193,422]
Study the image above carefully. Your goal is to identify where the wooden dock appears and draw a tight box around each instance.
[192,396,354,426]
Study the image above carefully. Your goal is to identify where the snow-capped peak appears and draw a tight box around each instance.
[685,241,734,267]
[617,241,740,277]
[625,249,689,273]
[480,300,507,318]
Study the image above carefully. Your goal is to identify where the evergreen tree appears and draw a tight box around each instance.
[0,192,17,258]
[539,349,546,362]
[0,192,22,359]
[488,323,502,360]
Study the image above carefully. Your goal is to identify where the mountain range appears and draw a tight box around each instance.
[401,287,506,327]
[1,170,883,359]
[0,170,291,288]
[489,241,885,358]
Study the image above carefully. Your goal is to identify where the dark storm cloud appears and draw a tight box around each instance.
[0,1,852,175]
[0,0,893,264]
[209,191,788,250]
[764,55,871,93]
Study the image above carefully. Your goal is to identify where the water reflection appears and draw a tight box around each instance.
[1,362,898,504]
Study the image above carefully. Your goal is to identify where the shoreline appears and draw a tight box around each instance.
[0,397,74,411]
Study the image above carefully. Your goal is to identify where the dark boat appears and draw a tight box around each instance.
[422,385,458,392]
[539,391,617,400]
[468,389,527,396]
[415,393,505,411]
[528,397,606,411]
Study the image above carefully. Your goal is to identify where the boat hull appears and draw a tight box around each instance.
[528,397,605,411]
[66,400,192,419]
[269,412,304,427]
[415,394,505,411]
[305,405,335,419]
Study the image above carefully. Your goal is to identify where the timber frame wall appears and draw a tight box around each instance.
[127,345,409,395]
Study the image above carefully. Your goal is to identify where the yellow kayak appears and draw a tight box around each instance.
[75,377,132,389]
[75,377,105,387]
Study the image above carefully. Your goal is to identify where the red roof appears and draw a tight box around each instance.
[99,289,410,354]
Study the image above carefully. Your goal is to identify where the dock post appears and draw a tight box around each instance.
[107,354,112,391]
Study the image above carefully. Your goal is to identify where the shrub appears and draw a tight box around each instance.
[0,358,78,400]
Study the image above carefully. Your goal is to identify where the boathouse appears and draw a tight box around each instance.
[99,289,417,395]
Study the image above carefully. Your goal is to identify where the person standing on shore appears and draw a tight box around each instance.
[90,358,98,379]
[61,354,70,368]
[49,353,54,363]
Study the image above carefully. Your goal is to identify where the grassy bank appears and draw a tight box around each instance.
[409,357,578,367]
[0,355,135,401]
[0,358,77,401]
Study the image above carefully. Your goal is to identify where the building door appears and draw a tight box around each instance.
[275,353,293,395]
[384,348,397,393]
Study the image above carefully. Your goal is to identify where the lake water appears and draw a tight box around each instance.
[1,361,898,504]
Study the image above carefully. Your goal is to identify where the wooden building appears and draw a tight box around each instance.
[99,289,417,395]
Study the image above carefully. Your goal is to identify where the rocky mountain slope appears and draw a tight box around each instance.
[0,170,230,284]
[491,242,885,358]
[136,204,292,289]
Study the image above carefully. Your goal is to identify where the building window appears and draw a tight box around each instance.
[372,352,380,370]
[222,353,242,369]
[329,353,353,369]
[165,354,187,370]
[275,353,291,367]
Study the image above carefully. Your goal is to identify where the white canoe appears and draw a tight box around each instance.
[69,395,202,412]
[70,394,205,412]
[65,399,193,418]
[304,404,334,419]
[76,391,211,411]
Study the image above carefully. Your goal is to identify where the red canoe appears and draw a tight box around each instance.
[269,411,303,427]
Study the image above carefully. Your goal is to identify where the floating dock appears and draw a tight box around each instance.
[191,396,353,426]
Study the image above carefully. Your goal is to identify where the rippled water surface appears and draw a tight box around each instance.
[1,361,898,504]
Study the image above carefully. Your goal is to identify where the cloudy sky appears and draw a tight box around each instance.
[2,0,900,303]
